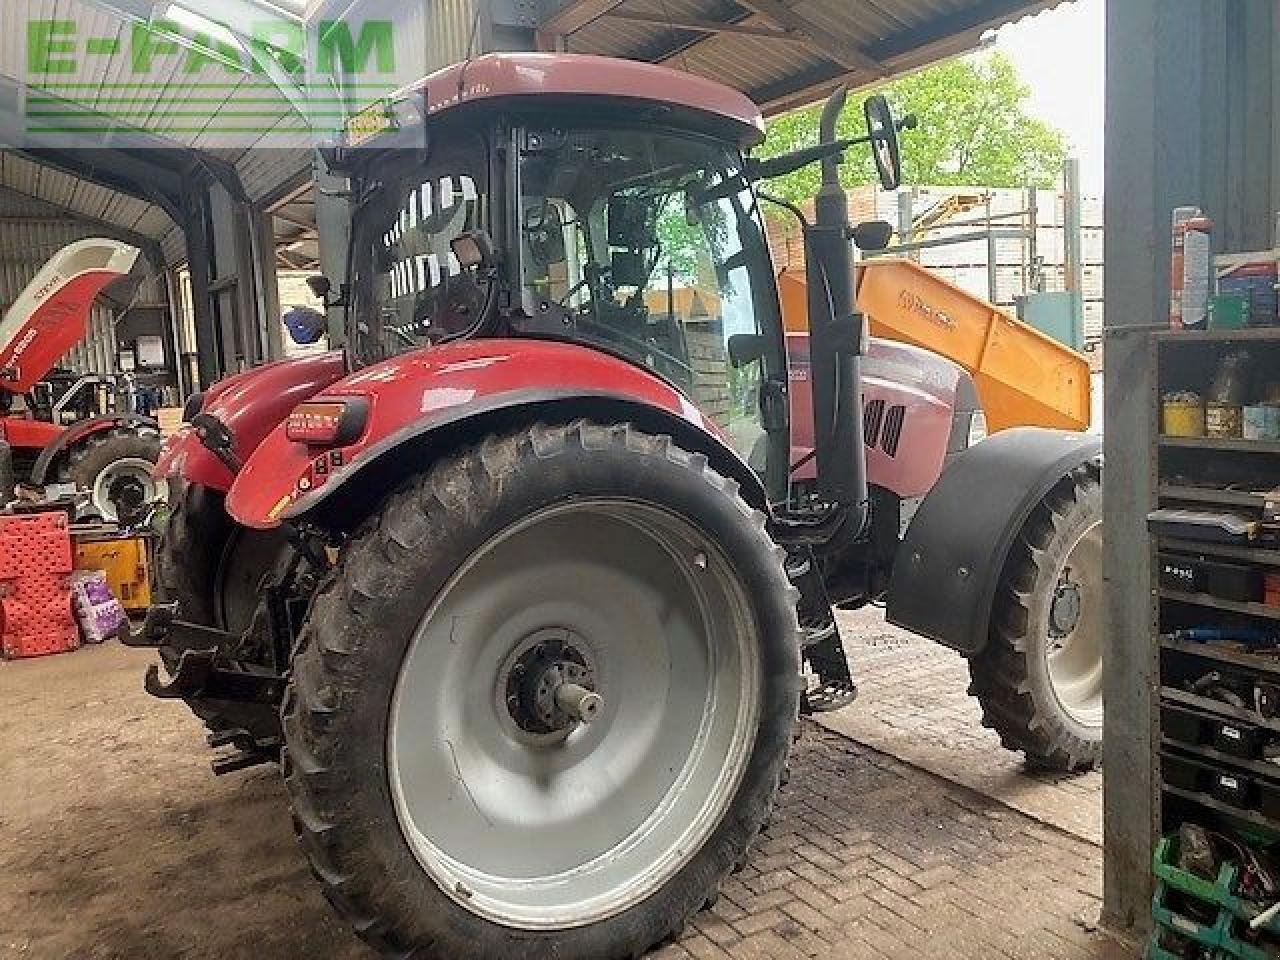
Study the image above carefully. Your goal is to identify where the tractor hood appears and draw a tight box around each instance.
[155,351,347,491]
[0,239,140,393]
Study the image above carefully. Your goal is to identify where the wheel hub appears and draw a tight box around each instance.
[91,456,163,524]
[1049,576,1082,638]
[500,629,600,742]
[107,473,147,519]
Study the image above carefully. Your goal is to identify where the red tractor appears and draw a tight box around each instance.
[137,54,1099,960]
[0,238,166,522]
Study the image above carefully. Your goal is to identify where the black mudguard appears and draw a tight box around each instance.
[886,427,1102,656]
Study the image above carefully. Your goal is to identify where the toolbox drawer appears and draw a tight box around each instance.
[1161,702,1274,760]
[1161,750,1280,820]
[1158,552,1263,603]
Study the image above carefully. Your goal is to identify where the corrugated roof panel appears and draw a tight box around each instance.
[162,225,188,264]
[132,205,175,238]
[235,146,313,203]
[558,0,1067,111]
[0,151,176,244]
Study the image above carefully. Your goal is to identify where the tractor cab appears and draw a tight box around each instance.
[323,53,904,511]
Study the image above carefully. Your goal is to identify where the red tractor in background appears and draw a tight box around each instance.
[136,54,1100,960]
[0,238,167,522]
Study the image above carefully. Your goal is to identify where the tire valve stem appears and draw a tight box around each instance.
[555,683,603,723]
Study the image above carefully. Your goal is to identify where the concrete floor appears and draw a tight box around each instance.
[0,615,1131,960]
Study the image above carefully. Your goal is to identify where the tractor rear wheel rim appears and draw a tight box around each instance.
[92,456,165,523]
[388,500,761,930]
[1045,519,1103,728]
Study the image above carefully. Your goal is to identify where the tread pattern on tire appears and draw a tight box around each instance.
[966,461,1102,773]
[281,420,801,960]
[0,441,14,506]
[153,484,238,733]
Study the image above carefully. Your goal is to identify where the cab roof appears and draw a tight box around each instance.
[403,53,767,147]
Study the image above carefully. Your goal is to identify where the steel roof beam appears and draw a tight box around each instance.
[733,0,888,78]
[19,148,185,222]
[603,11,793,40]
[752,0,1061,113]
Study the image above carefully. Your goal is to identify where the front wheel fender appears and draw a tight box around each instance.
[885,427,1102,656]
[225,339,765,530]
[30,413,159,486]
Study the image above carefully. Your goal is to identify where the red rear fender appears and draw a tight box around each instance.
[155,352,347,491]
[225,339,752,529]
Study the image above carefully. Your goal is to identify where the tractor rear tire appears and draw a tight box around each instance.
[154,483,290,739]
[0,441,14,507]
[966,462,1103,772]
[282,421,801,960]
[65,426,166,524]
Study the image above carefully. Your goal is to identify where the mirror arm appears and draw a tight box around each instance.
[747,139,857,182]
[758,192,810,228]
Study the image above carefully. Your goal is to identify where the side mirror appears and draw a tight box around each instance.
[306,275,332,299]
[451,230,497,271]
[851,220,894,252]
[863,94,903,192]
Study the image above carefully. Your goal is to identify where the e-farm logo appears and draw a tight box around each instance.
[24,17,398,138]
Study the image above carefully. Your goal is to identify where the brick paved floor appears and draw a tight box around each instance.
[1,639,1129,960]
[822,608,1103,845]
[658,727,1124,960]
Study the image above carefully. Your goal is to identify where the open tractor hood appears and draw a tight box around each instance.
[0,238,140,394]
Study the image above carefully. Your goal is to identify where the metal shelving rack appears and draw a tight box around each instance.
[1151,328,1280,957]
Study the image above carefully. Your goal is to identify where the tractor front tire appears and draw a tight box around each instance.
[154,483,290,739]
[0,441,14,507]
[967,462,1103,772]
[283,421,800,960]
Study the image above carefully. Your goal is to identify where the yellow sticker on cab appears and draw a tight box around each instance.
[345,101,397,147]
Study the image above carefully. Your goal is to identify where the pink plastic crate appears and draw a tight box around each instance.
[0,513,73,576]
[1,515,78,657]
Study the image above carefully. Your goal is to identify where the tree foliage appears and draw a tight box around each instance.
[756,52,1069,206]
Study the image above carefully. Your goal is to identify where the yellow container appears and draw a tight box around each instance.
[1162,400,1206,437]
[74,535,152,612]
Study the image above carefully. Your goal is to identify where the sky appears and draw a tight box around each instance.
[994,0,1106,194]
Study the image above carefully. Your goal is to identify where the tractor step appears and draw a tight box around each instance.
[208,728,280,775]
[803,680,858,713]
